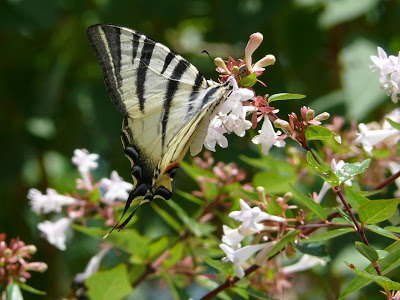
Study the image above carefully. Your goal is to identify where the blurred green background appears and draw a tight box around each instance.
[1,0,400,299]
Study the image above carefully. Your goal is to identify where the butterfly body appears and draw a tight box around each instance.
[87,24,232,228]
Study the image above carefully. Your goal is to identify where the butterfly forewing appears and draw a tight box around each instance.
[87,24,231,228]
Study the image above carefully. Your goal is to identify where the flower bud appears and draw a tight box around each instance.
[245,32,263,72]
[314,112,330,121]
[232,65,239,75]
[25,262,48,273]
[256,186,266,203]
[17,245,37,256]
[214,57,231,74]
[253,54,276,70]
[283,192,292,202]
[4,248,12,258]
[306,109,315,122]
[273,119,292,132]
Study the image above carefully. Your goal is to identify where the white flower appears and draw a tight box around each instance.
[282,254,326,273]
[229,199,285,235]
[28,188,79,215]
[204,117,228,151]
[383,108,400,130]
[370,47,400,103]
[100,171,133,203]
[38,218,72,250]
[220,242,273,278]
[203,77,255,151]
[72,149,99,186]
[356,123,398,156]
[252,117,285,156]
[74,245,112,283]
[221,225,245,250]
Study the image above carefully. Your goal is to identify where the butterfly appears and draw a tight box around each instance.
[87,24,233,231]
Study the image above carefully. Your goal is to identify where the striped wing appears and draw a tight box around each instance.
[87,24,231,228]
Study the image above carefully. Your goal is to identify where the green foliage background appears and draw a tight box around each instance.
[1,0,400,299]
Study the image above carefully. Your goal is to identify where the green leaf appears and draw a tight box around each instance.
[160,271,191,300]
[266,230,298,259]
[365,225,399,240]
[89,188,101,203]
[175,190,203,206]
[319,0,380,29]
[72,224,150,258]
[306,151,339,187]
[339,38,385,120]
[203,257,233,275]
[385,226,400,233]
[335,208,354,224]
[245,288,276,299]
[358,199,400,224]
[165,201,215,237]
[148,237,169,259]
[343,186,369,211]
[336,159,371,184]
[345,261,400,290]
[162,242,184,269]
[355,242,379,263]
[86,265,133,300]
[17,282,46,295]
[301,228,354,243]
[6,283,23,300]
[386,118,400,131]
[291,185,327,220]
[267,93,306,103]
[295,243,330,260]
[240,72,257,87]
[267,196,283,216]
[305,125,340,143]
[150,202,183,233]
[340,241,400,298]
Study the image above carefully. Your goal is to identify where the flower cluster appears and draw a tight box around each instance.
[370,47,400,103]
[0,234,47,289]
[203,32,284,155]
[27,149,133,250]
[219,199,285,278]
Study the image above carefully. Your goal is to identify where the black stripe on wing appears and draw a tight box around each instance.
[161,59,190,149]
[136,37,156,113]
[87,25,127,115]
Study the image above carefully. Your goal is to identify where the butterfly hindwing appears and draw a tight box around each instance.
[87,24,232,228]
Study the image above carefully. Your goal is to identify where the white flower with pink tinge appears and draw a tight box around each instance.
[356,123,398,156]
[252,116,285,156]
[72,149,99,188]
[38,218,72,250]
[28,188,79,215]
[229,199,285,235]
[100,170,133,203]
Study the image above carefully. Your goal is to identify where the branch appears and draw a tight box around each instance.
[372,170,400,191]
[199,264,260,300]
[334,186,382,276]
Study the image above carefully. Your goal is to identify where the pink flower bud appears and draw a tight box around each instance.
[25,262,48,273]
[17,245,37,256]
[253,54,276,71]
[306,109,315,122]
[245,32,263,72]
[214,57,231,75]
[314,112,330,121]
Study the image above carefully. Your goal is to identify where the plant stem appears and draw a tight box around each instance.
[372,170,400,191]
[199,264,260,300]
[334,186,382,276]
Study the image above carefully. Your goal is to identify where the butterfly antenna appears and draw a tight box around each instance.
[103,188,140,239]
[202,50,214,65]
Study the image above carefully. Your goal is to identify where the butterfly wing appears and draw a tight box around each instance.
[87,24,231,226]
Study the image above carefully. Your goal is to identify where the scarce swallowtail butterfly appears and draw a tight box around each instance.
[87,24,233,232]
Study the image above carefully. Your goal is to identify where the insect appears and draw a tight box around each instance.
[87,24,232,231]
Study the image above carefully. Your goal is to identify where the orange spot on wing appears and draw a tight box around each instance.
[165,163,180,173]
